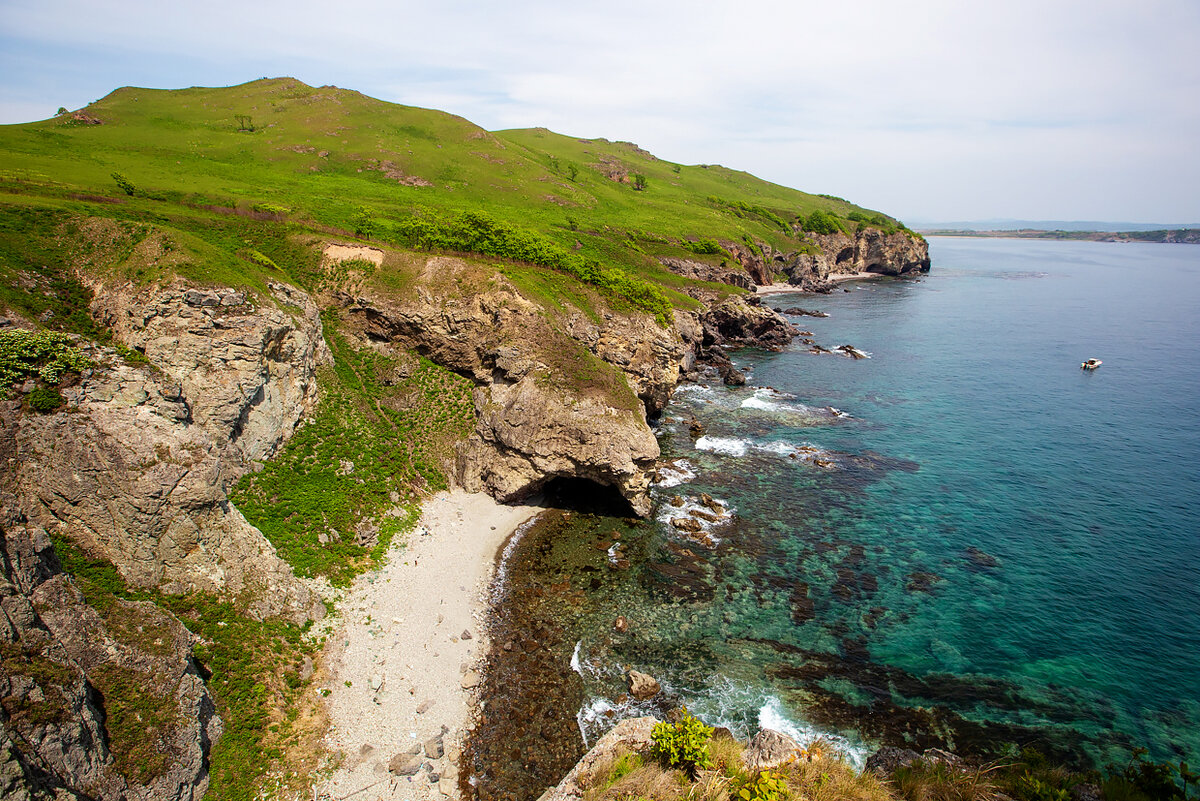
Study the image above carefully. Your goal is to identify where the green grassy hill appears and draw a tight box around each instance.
[0,77,914,332]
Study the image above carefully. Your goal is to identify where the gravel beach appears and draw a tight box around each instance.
[315,491,540,800]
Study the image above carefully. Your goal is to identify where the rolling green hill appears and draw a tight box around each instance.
[0,77,915,333]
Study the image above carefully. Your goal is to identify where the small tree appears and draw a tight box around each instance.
[110,172,135,196]
[566,162,579,182]
[234,114,255,132]
[56,106,69,117]
[632,173,648,191]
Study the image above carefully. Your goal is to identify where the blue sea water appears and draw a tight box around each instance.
[508,237,1200,775]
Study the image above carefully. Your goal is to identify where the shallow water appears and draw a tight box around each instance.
[472,238,1200,797]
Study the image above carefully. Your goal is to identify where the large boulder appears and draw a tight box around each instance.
[742,728,805,771]
[537,717,658,801]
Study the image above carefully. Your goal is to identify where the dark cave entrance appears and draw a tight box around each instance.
[539,476,637,518]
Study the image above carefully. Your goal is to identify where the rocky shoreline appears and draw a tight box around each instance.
[0,223,927,799]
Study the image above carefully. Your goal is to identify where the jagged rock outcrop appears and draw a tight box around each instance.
[722,240,774,285]
[88,280,331,463]
[332,256,688,515]
[658,257,755,292]
[537,717,658,801]
[0,503,219,800]
[774,228,930,286]
[9,280,330,622]
[699,296,797,352]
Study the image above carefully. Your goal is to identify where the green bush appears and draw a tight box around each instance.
[111,171,135,196]
[246,249,279,270]
[27,386,65,413]
[650,709,713,776]
[735,769,789,801]
[800,209,842,235]
[1019,772,1071,801]
[1104,749,1193,801]
[115,344,149,365]
[708,196,789,230]
[0,328,91,396]
[683,238,724,256]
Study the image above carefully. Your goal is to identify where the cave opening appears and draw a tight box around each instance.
[539,476,637,517]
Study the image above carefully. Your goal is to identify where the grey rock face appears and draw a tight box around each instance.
[336,258,689,516]
[10,279,331,622]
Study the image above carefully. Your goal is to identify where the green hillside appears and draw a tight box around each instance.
[0,77,913,332]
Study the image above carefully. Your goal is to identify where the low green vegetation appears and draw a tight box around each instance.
[0,327,91,395]
[800,208,844,236]
[386,207,674,324]
[584,725,891,801]
[49,532,320,801]
[709,196,790,230]
[651,709,715,776]
[230,319,474,586]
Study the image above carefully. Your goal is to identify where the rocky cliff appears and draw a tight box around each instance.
[10,280,329,622]
[0,503,219,801]
[660,227,930,293]
[330,254,690,516]
[771,228,931,287]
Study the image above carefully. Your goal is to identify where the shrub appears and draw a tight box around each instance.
[0,328,91,396]
[1104,749,1191,801]
[115,344,149,365]
[800,209,841,235]
[684,238,724,255]
[246,249,279,270]
[632,173,647,191]
[390,208,673,324]
[111,171,135,196]
[27,387,65,413]
[650,709,713,776]
[735,769,788,801]
[352,207,373,239]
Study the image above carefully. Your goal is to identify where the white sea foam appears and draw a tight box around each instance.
[570,640,582,674]
[683,676,870,771]
[489,515,540,605]
[694,436,750,456]
[740,395,785,412]
[652,459,697,488]
[655,493,735,546]
[757,697,870,771]
[739,387,803,414]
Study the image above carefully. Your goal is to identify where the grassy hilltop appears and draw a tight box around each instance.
[0,77,914,331]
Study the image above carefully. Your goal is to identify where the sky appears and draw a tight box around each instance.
[2,0,1198,224]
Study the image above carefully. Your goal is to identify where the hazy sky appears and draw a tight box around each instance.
[2,0,1198,223]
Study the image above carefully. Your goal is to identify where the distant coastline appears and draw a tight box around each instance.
[919,228,1200,244]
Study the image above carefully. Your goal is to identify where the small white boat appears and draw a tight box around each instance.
[1081,358,1102,370]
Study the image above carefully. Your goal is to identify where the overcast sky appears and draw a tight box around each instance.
[2,0,1197,224]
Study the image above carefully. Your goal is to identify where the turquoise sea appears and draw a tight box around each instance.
[470,237,1200,798]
